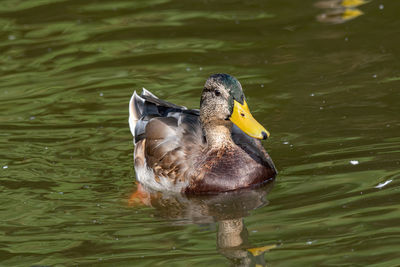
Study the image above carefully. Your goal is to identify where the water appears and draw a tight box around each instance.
[0,0,399,265]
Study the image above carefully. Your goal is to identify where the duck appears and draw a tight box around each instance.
[129,73,277,194]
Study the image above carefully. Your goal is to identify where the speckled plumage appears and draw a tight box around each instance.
[129,74,277,194]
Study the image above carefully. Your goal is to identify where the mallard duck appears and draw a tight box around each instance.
[129,74,277,194]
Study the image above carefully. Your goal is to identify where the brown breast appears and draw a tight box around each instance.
[185,146,276,194]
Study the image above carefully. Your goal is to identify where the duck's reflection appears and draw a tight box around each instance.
[129,182,278,266]
[315,0,369,24]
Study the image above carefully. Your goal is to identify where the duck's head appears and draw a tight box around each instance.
[200,73,270,140]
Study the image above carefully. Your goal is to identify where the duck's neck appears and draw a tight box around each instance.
[202,121,235,149]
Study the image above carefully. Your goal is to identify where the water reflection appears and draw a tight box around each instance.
[315,0,369,23]
[129,183,278,266]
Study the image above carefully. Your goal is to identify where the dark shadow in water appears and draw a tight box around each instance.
[129,182,278,266]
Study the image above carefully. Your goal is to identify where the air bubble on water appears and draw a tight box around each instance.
[344,37,348,41]
[379,4,384,10]
[199,67,203,71]
[320,107,323,110]
[186,67,191,72]
[310,93,315,96]
[350,160,359,165]
[3,165,8,169]
[372,74,377,78]
[283,141,289,145]
[260,84,264,88]
[8,35,16,40]
[99,92,104,96]
[30,116,35,120]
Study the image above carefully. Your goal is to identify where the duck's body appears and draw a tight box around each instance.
[129,74,277,194]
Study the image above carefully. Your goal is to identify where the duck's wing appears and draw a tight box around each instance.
[129,89,200,142]
[232,125,277,172]
[129,89,184,137]
[139,110,204,190]
[129,89,204,187]
[140,88,186,110]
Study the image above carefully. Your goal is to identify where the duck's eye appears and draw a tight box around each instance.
[215,90,221,96]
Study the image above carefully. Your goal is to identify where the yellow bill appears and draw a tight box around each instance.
[247,244,278,256]
[230,100,270,140]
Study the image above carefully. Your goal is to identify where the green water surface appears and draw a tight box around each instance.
[0,0,399,266]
